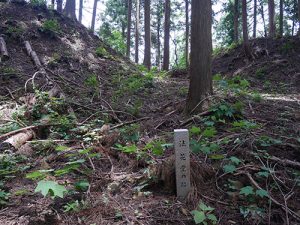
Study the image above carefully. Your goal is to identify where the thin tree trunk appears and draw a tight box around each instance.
[51,0,55,8]
[234,0,239,42]
[135,0,140,63]
[79,0,83,23]
[156,0,162,68]
[268,0,276,37]
[185,0,189,68]
[186,0,212,113]
[126,0,132,57]
[143,0,151,70]
[162,0,170,71]
[242,0,252,59]
[260,0,267,37]
[91,0,98,31]
[279,0,283,37]
[63,0,76,19]
[298,0,300,35]
[253,0,257,38]
[57,0,62,12]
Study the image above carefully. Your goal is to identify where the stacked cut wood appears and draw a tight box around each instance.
[0,36,9,61]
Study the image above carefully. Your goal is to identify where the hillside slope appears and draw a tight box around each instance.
[0,2,299,225]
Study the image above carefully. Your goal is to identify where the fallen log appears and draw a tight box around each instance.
[0,130,35,151]
[0,36,9,61]
[24,41,42,69]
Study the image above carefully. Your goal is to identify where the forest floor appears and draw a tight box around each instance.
[0,2,299,225]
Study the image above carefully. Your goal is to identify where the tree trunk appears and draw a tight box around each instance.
[79,0,83,23]
[242,0,252,59]
[186,0,212,113]
[162,0,170,71]
[0,130,35,151]
[156,0,162,68]
[260,0,267,37]
[185,0,189,68]
[0,36,9,61]
[91,0,98,31]
[253,0,257,38]
[298,0,300,35]
[135,0,140,63]
[268,0,276,37]
[51,0,55,8]
[143,0,151,70]
[126,0,132,57]
[63,0,76,19]
[234,0,239,42]
[279,0,283,37]
[57,0,62,12]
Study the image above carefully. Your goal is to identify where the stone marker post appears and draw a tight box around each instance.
[174,129,191,200]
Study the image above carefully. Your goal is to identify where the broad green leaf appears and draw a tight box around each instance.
[199,202,214,211]
[230,156,241,165]
[223,164,236,173]
[256,189,268,198]
[207,213,218,223]
[66,159,85,165]
[191,210,206,224]
[35,180,67,198]
[190,126,201,136]
[257,171,269,178]
[240,186,254,196]
[209,154,225,160]
[55,145,69,151]
[202,127,217,138]
[74,180,89,191]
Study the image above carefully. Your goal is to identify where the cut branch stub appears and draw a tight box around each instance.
[24,41,42,69]
[0,36,9,61]
[0,130,35,151]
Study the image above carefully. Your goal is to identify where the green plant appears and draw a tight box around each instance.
[35,180,67,199]
[0,190,10,205]
[85,74,99,89]
[191,202,218,225]
[255,68,266,80]
[95,46,111,58]
[30,0,46,6]
[231,120,259,131]
[251,92,263,102]
[6,26,24,38]
[64,200,86,212]
[41,19,60,34]
[256,136,282,147]
[280,41,293,54]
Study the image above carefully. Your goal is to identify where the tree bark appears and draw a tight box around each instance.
[24,41,42,69]
[185,0,189,68]
[135,0,140,63]
[186,0,212,113]
[91,0,98,31]
[0,36,9,61]
[162,0,170,71]
[0,130,35,151]
[156,0,162,68]
[260,0,267,37]
[268,0,276,37]
[253,0,257,38]
[79,0,83,23]
[126,0,132,57]
[242,0,252,59]
[298,0,300,35]
[234,0,239,42]
[143,0,151,70]
[56,0,62,13]
[279,0,283,37]
[64,0,76,20]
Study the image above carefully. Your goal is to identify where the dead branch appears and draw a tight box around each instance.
[110,117,151,130]
[0,36,9,61]
[180,110,211,126]
[245,172,300,222]
[269,156,300,169]
[24,41,42,69]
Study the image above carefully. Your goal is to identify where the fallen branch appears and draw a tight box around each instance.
[270,156,300,169]
[0,130,35,151]
[180,110,211,126]
[24,41,42,69]
[0,36,9,61]
[245,172,300,222]
[110,117,151,130]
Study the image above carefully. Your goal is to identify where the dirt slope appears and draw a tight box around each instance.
[0,2,299,225]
